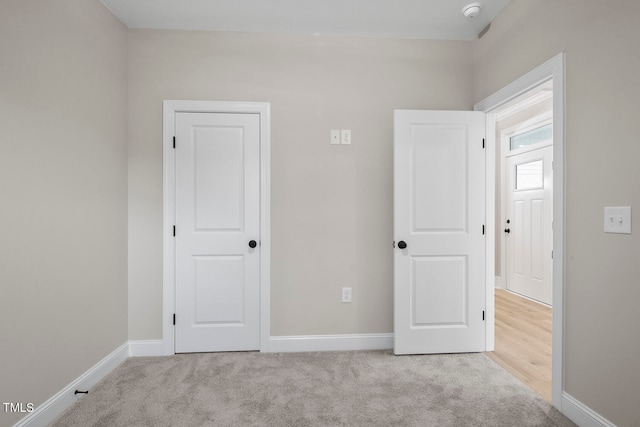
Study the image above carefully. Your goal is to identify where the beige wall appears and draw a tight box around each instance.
[0,1,128,425]
[474,1,640,425]
[127,30,474,338]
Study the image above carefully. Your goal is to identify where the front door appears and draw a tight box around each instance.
[394,110,486,355]
[505,145,553,305]
[174,112,261,353]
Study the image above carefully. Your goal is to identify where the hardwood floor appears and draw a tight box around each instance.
[486,289,552,402]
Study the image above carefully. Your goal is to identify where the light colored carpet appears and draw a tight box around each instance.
[51,351,575,426]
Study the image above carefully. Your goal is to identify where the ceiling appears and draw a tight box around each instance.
[101,0,511,40]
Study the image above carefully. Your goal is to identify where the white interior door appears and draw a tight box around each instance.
[174,112,261,353]
[394,110,486,355]
[505,145,553,305]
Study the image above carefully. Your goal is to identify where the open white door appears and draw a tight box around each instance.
[394,110,486,355]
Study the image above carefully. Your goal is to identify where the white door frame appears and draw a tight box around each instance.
[162,100,271,356]
[475,53,565,409]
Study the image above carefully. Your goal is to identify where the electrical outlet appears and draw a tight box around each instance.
[341,287,352,303]
[340,129,351,145]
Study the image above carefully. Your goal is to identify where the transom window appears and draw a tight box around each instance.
[510,123,552,151]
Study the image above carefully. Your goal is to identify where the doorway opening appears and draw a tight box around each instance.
[488,81,554,401]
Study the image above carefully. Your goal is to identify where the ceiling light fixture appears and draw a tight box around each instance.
[462,3,482,19]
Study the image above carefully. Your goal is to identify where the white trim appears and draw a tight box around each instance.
[494,276,504,289]
[13,342,129,427]
[561,393,616,427]
[496,89,552,121]
[265,333,394,353]
[504,289,551,308]
[162,100,271,356]
[484,111,496,352]
[474,54,563,112]
[128,340,164,357]
[475,52,565,410]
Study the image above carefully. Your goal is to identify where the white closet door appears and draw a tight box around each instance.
[175,112,261,353]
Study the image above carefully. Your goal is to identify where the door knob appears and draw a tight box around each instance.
[397,240,407,249]
[504,228,511,234]
[248,240,257,248]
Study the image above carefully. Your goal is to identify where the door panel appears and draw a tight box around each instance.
[514,200,525,275]
[412,125,467,232]
[193,127,245,231]
[412,256,467,326]
[175,112,260,353]
[394,110,486,355]
[194,255,244,324]
[531,199,544,280]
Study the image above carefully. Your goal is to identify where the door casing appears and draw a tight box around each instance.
[162,100,271,356]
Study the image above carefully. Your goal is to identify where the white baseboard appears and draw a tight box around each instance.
[494,275,504,289]
[265,333,394,353]
[13,342,129,427]
[131,335,395,355]
[562,392,615,427]
[128,340,164,357]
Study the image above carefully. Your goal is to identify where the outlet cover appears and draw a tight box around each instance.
[341,287,352,303]
[340,129,351,145]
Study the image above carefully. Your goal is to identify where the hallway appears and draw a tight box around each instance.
[487,289,552,402]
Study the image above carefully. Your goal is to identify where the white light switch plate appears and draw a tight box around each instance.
[330,129,340,145]
[604,206,632,234]
[341,287,352,303]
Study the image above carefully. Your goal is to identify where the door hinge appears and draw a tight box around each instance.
[482,138,485,149]
[173,313,176,325]
[173,225,176,237]
[482,310,485,321]
[173,136,176,149]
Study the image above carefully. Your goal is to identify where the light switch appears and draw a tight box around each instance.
[604,206,632,234]
[341,129,351,145]
[330,129,340,145]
